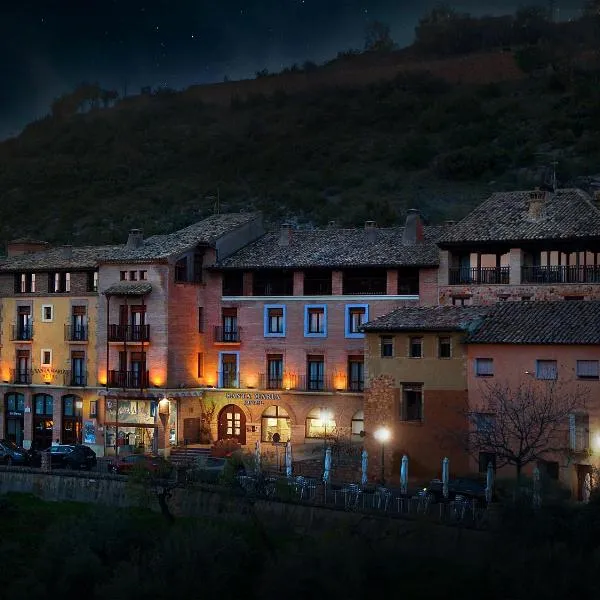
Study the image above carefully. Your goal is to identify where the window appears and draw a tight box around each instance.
[129,270,138,281]
[345,304,369,338]
[71,305,87,341]
[409,337,423,358]
[569,413,590,452]
[140,270,148,280]
[221,308,238,342]
[197,352,204,378]
[305,407,336,439]
[347,356,364,391]
[400,384,423,421]
[219,352,239,388]
[89,400,98,418]
[452,296,470,306]
[120,271,127,281]
[536,360,557,380]
[41,349,52,367]
[304,305,327,337]
[307,355,325,391]
[381,336,394,358]
[87,271,98,292]
[438,337,451,359]
[351,410,365,438]
[577,360,599,380]
[34,394,53,416]
[15,350,30,384]
[474,413,495,432]
[261,405,291,442]
[267,355,283,389]
[264,305,286,337]
[6,393,25,413]
[41,305,54,322]
[16,273,35,293]
[71,351,85,385]
[475,358,494,377]
[198,307,204,333]
[51,272,70,293]
[478,452,496,474]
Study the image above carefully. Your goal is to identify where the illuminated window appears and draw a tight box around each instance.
[261,405,291,442]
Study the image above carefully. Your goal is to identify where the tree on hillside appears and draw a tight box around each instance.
[364,21,396,52]
[462,378,588,480]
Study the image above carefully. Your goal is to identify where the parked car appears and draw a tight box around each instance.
[108,453,171,475]
[423,477,488,503]
[48,444,97,470]
[0,440,31,466]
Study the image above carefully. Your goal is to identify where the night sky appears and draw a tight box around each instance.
[0,1,585,139]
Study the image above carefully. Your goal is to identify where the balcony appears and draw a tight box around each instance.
[522,265,600,285]
[214,326,242,343]
[107,370,149,388]
[63,371,88,387]
[348,378,364,392]
[216,371,240,389]
[65,324,88,342]
[259,373,284,390]
[10,369,32,385]
[108,324,150,343]
[11,325,33,341]
[449,267,510,285]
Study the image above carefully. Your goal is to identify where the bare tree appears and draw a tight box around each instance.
[463,378,588,480]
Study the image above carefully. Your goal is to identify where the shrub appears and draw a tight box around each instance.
[211,439,242,458]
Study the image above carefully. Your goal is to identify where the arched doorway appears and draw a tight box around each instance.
[261,405,291,443]
[5,393,25,446]
[33,393,53,450]
[218,404,246,445]
[62,395,83,445]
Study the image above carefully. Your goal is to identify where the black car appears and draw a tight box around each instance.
[0,439,32,466]
[48,444,97,470]
[424,477,488,503]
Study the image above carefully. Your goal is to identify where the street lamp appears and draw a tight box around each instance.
[374,426,391,486]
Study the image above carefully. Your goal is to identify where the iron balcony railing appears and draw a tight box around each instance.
[65,324,88,342]
[214,326,242,343]
[11,325,33,341]
[259,373,284,390]
[216,371,240,389]
[108,324,150,343]
[10,369,32,385]
[449,267,510,285]
[348,377,364,392]
[63,371,88,387]
[107,370,149,389]
[521,265,600,284]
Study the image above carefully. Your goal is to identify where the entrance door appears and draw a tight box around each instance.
[183,418,201,444]
[218,404,246,445]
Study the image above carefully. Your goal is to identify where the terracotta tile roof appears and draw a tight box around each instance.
[104,282,153,296]
[0,245,122,271]
[217,225,444,269]
[465,300,600,345]
[439,189,600,246]
[362,305,489,332]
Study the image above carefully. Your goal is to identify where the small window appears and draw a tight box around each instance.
[306,306,326,336]
[409,337,422,358]
[577,360,599,379]
[198,307,204,333]
[41,305,54,322]
[139,270,148,280]
[197,352,204,378]
[88,271,99,292]
[401,384,423,421]
[129,270,138,281]
[381,336,394,358]
[475,358,494,377]
[120,271,127,281]
[438,336,451,359]
[17,273,35,293]
[89,400,98,418]
[51,272,70,293]
[345,304,368,338]
[264,305,286,337]
[536,360,557,380]
[452,296,470,306]
[41,349,52,367]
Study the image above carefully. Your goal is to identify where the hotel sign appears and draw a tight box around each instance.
[225,392,281,406]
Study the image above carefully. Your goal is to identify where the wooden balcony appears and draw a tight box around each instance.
[107,370,149,389]
[108,324,150,343]
[522,265,600,284]
[449,267,510,285]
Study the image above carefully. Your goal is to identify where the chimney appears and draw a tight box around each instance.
[402,209,424,245]
[126,228,144,249]
[279,223,293,247]
[365,220,377,242]
[527,189,546,219]
[62,245,73,259]
[327,220,337,228]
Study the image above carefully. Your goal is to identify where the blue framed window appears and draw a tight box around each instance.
[344,304,369,339]
[304,305,327,338]
[264,305,286,337]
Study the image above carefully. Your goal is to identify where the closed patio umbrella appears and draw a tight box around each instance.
[323,446,332,484]
[400,455,408,496]
[254,440,261,474]
[361,449,368,486]
[285,441,292,478]
[533,466,541,508]
[583,472,592,504]
[485,461,494,504]
[442,457,449,500]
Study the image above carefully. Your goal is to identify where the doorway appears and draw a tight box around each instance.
[218,404,246,445]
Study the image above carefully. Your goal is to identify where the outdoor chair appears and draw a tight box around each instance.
[374,486,392,511]
[341,483,362,509]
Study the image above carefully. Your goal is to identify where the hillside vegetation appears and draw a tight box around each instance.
[2,5,600,249]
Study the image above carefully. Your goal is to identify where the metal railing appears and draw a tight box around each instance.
[10,369,32,384]
[521,265,600,284]
[10,325,33,341]
[258,373,284,390]
[65,324,88,342]
[214,326,242,343]
[107,370,149,388]
[108,324,150,342]
[449,267,510,285]
[63,371,88,387]
[348,377,364,392]
[216,371,240,389]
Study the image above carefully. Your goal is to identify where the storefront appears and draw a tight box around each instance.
[4,392,25,447]
[61,394,83,444]
[32,393,53,450]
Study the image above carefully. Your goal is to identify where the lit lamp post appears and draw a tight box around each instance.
[374,426,391,486]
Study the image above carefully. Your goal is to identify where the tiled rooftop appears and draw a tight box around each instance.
[362,305,489,332]
[465,300,600,345]
[0,245,123,271]
[104,282,153,296]
[217,225,444,269]
[439,189,600,245]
